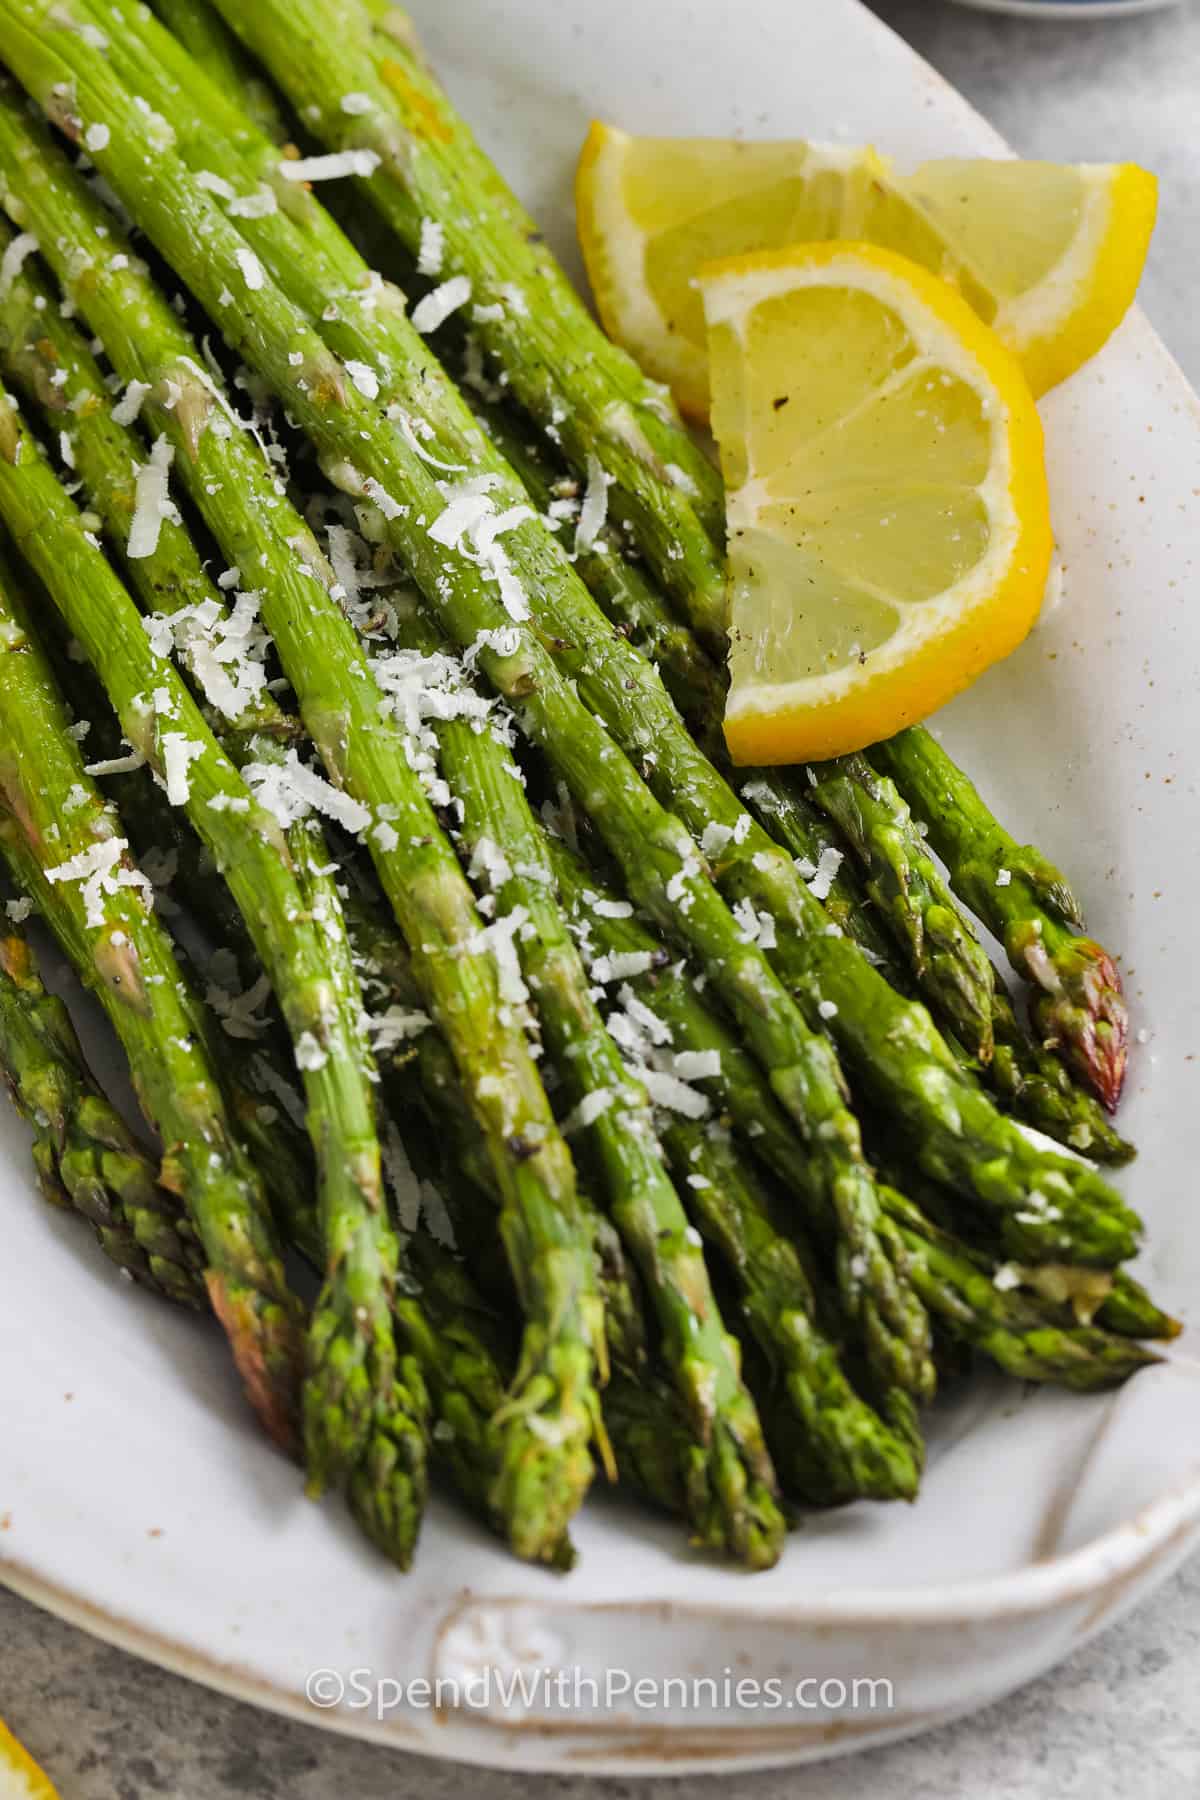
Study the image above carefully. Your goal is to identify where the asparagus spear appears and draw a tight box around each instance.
[337,881,746,1529]
[547,833,1162,1378]
[872,727,1128,1110]
[468,395,729,733]
[0,216,295,768]
[203,0,727,650]
[976,983,1134,1165]
[0,545,304,1444]
[655,1115,921,1504]
[880,1188,1159,1391]
[13,9,934,1395]
[0,909,206,1304]
[803,756,996,1060]
[145,0,289,143]
[387,609,784,1562]
[0,378,434,1558]
[0,76,603,1562]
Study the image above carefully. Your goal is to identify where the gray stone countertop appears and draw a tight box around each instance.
[4,1,1199,1794]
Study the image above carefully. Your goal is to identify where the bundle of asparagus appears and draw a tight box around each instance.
[0,0,1169,1579]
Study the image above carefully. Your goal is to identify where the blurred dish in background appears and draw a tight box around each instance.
[948,0,1179,17]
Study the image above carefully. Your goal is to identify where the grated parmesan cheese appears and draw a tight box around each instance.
[44,837,151,928]
[84,748,146,776]
[573,452,611,557]
[160,733,203,806]
[127,435,175,560]
[294,1030,328,1072]
[367,1006,431,1054]
[591,950,655,984]
[0,232,38,300]
[111,378,150,427]
[206,969,274,1040]
[416,217,445,278]
[228,188,278,220]
[410,275,472,335]
[561,1088,616,1135]
[243,749,371,836]
[343,358,380,399]
[640,1067,709,1120]
[700,821,733,858]
[234,246,265,291]
[194,170,235,200]
[279,149,381,183]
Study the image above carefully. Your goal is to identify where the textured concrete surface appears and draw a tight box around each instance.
[4,2,1199,1793]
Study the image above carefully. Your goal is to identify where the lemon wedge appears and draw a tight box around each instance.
[576,122,1155,412]
[699,241,1053,764]
[902,158,1157,397]
[0,1719,58,1800]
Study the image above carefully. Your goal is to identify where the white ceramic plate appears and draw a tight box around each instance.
[4,0,1200,1776]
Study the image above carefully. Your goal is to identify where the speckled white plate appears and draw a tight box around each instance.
[4,0,1200,1776]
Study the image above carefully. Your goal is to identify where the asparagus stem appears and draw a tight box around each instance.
[145,0,290,143]
[0,69,603,1563]
[733,770,905,977]
[207,0,728,651]
[0,214,436,1552]
[469,395,729,732]
[0,910,206,1304]
[544,832,935,1400]
[547,832,1163,1387]
[0,546,303,1445]
[12,9,936,1393]
[872,727,1128,1110]
[386,606,783,1565]
[880,1188,1160,1391]
[656,1115,921,1504]
[803,755,996,1061]
[0,377,433,1556]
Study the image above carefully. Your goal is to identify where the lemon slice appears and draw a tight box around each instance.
[576,122,1155,411]
[699,242,1053,764]
[902,159,1156,397]
[0,1720,58,1800]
